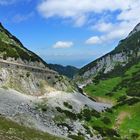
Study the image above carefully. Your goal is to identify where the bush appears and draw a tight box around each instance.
[114,98,140,108]
[101,117,111,125]
[105,108,113,113]
[56,107,77,120]
[83,125,93,137]
[131,133,139,139]
[104,128,120,137]
[78,107,100,121]
[63,102,73,109]
[92,126,105,136]
[92,126,120,137]
[68,135,85,140]
[124,98,140,105]
[35,102,48,112]
[117,95,127,102]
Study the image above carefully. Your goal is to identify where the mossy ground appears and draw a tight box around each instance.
[0,115,64,140]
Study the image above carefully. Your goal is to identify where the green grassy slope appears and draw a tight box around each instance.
[84,60,140,102]
[0,23,46,64]
[0,115,64,140]
[83,61,140,140]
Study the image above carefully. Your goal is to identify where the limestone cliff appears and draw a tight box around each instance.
[76,23,140,84]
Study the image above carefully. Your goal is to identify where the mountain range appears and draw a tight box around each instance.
[0,22,140,140]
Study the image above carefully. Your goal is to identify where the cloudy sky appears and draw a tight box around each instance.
[0,0,140,67]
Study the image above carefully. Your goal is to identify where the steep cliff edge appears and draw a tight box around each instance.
[76,23,140,84]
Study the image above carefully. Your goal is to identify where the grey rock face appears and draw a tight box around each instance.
[0,64,74,95]
[82,52,128,79]
[76,22,140,86]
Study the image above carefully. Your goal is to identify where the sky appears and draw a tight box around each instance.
[0,0,140,68]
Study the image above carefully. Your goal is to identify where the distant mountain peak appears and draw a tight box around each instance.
[128,22,140,37]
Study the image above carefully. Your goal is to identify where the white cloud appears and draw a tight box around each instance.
[86,36,101,45]
[74,15,87,27]
[87,20,138,45]
[117,4,140,23]
[91,22,114,32]
[37,0,140,45]
[53,41,73,48]
[38,0,132,17]
[37,0,135,25]
[12,12,34,23]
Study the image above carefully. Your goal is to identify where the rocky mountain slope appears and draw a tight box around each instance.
[76,23,140,84]
[0,88,110,140]
[0,23,76,94]
[48,64,79,78]
[75,23,140,140]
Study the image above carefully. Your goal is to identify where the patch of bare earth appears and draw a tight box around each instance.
[114,112,130,129]
[94,96,115,105]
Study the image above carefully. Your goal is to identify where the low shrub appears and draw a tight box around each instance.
[131,133,139,139]
[92,126,120,138]
[35,102,48,112]
[78,107,100,121]
[56,107,77,120]
[101,117,111,125]
[105,108,113,113]
[68,135,85,140]
[117,95,127,102]
[63,102,73,109]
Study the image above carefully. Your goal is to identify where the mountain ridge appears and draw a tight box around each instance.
[48,64,79,78]
[76,23,140,84]
[0,22,47,67]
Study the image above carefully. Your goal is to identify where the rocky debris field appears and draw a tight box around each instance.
[0,88,111,140]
